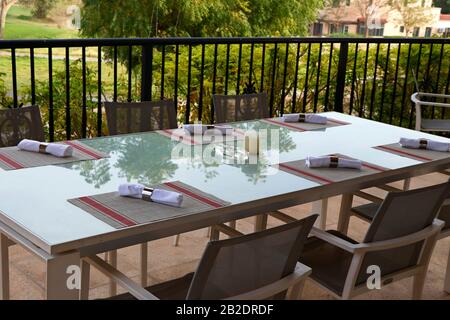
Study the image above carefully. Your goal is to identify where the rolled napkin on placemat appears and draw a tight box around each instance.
[18,139,73,158]
[306,156,362,170]
[183,124,233,135]
[118,183,183,207]
[282,113,328,124]
[399,137,450,152]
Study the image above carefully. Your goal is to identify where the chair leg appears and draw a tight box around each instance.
[107,250,117,297]
[337,194,354,234]
[287,280,306,300]
[173,235,180,247]
[79,259,90,300]
[228,220,237,229]
[312,199,328,230]
[0,233,9,300]
[205,227,211,238]
[403,178,411,191]
[254,214,268,232]
[140,243,148,287]
[412,270,427,300]
[210,226,220,241]
[444,246,450,294]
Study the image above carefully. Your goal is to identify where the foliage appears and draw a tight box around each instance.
[31,0,55,18]
[434,0,450,14]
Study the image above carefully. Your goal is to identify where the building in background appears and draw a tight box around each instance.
[311,0,449,37]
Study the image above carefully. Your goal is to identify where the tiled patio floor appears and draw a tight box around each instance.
[7,172,450,300]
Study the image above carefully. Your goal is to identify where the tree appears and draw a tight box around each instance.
[0,0,18,39]
[80,0,325,38]
[391,0,435,36]
[354,0,389,37]
[434,0,450,14]
[31,0,55,19]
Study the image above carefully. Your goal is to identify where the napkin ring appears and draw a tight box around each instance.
[39,143,48,154]
[329,156,339,168]
[298,114,306,123]
[141,187,154,202]
[419,139,428,150]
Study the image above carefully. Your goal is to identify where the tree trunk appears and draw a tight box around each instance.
[0,0,18,39]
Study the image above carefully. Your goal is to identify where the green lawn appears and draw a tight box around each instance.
[4,5,78,40]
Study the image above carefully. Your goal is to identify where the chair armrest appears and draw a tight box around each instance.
[83,255,159,300]
[224,262,311,300]
[411,92,450,108]
[351,220,444,254]
[310,227,358,253]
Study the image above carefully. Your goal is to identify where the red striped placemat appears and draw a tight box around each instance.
[68,181,230,229]
[374,143,450,162]
[274,154,387,185]
[0,140,108,171]
[261,117,350,132]
[157,127,245,145]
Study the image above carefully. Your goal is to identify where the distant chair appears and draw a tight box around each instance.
[0,105,45,147]
[104,100,177,135]
[103,99,177,296]
[213,93,269,123]
[412,92,450,132]
[80,215,317,300]
[300,181,449,299]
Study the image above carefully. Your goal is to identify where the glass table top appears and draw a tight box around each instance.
[1,112,449,248]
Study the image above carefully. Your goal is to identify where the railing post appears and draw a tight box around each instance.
[334,42,348,113]
[141,45,152,101]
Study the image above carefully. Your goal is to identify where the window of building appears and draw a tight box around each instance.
[332,0,340,7]
[343,25,349,33]
[413,27,420,37]
[369,26,384,36]
[357,23,365,35]
[425,27,432,37]
[313,23,323,36]
[330,24,337,34]
[400,26,404,33]
[345,0,351,5]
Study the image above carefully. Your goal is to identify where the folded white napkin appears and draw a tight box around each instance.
[306,156,362,169]
[282,113,328,124]
[399,138,450,152]
[118,183,183,207]
[18,139,73,158]
[183,124,233,135]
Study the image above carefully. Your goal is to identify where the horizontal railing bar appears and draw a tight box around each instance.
[0,37,448,49]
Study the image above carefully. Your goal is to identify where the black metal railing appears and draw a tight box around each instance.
[0,37,449,141]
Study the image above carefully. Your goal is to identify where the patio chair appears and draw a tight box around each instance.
[213,93,269,123]
[211,92,307,238]
[348,184,450,294]
[103,100,177,295]
[299,181,449,299]
[412,92,450,133]
[0,105,45,148]
[79,214,317,300]
[104,100,177,135]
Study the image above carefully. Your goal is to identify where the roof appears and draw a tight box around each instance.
[441,14,450,21]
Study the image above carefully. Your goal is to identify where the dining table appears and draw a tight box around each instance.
[1,111,450,299]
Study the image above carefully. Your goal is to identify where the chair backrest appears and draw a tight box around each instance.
[186,214,317,300]
[213,93,269,123]
[356,181,449,285]
[104,100,177,135]
[0,105,45,147]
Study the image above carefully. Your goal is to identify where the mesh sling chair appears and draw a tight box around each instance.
[211,92,309,238]
[299,181,449,300]
[213,93,269,123]
[349,185,450,293]
[103,100,177,295]
[0,105,45,148]
[79,215,317,300]
[104,100,177,135]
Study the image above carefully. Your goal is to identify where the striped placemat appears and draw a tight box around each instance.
[274,154,387,185]
[261,117,350,132]
[157,127,245,145]
[68,181,231,229]
[374,143,450,162]
[0,140,108,171]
